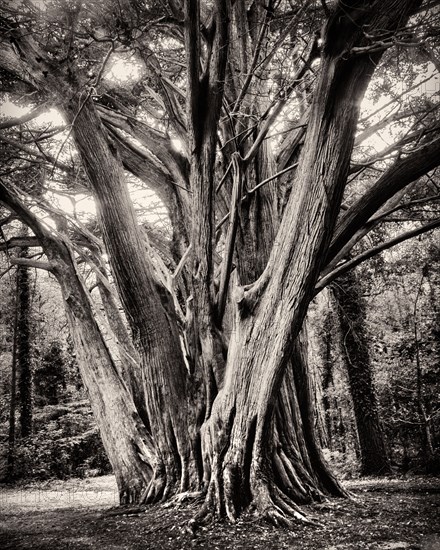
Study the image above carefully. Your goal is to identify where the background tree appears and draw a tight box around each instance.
[333,270,392,476]
[15,228,34,439]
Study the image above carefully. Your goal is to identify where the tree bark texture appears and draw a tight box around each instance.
[0,0,426,524]
[61,97,201,501]
[17,244,33,439]
[0,183,159,503]
[194,0,420,522]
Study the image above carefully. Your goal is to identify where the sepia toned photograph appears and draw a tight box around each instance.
[0,0,439,548]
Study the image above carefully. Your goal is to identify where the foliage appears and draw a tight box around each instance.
[311,228,440,475]
[368,237,440,473]
[0,257,109,482]
[12,413,111,480]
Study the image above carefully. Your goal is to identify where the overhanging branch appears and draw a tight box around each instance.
[316,219,440,293]
[328,134,440,264]
[10,257,52,271]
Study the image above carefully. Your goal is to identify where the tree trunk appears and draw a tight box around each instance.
[17,242,33,439]
[413,270,436,470]
[321,307,336,451]
[6,274,19,479]
[51,246,155,502]
[333,270,392,476]
[61,97,200,502]
[0,183,155,504]
[96,273,150,429]
[195,0,420,522]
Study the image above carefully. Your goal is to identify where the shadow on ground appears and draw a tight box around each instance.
[1,476,439,549]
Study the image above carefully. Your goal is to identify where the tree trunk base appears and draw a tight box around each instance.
[189,464,328,530]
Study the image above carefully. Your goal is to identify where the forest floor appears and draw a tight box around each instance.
[0,475,439,550]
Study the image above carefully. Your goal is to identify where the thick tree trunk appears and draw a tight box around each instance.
[196,0,418,522]
[0,184,155,504]
[51,247,155,502]
[197,325,348,526]
[62,97,200,501]
[333,271,392,476]
[96,276,149,429]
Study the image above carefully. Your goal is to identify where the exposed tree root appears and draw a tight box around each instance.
[188,470,321,531]
[102,505,147,517]
[253,479,319,527]
[163,491,205,507]
[119,485,146,505]
[140,470,166,504]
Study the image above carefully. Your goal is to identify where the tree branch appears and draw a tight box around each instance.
[328,134,440,264]
[216,161,299,232]
[10,257,52,271]
[0,103,49,130]
[217,153,242,323]
[0,134,74,174]
[316,219,440,293]
[0,235,40,251]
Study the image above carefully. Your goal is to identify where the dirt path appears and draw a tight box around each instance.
[1,476,119,511]
[1,476,439,549]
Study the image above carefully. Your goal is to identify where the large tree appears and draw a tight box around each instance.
[1,0,439,525]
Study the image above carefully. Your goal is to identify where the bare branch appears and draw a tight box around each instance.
[358,74,434,125]
[355,105,438,146]
[10,257,52,271]
[0,134,74,174]
[316,219,440,293]
[216,161,299,232]
[217,153,242,323]
[0,103,49,130]
[328,134,440,263]
[243,37,318,166]
[0,235,40,251]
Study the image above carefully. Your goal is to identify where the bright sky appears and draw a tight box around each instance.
[358,62,439,154]
[103,53,144,85]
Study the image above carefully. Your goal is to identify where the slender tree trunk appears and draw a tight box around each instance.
[321,308,336,451]
[17,243,33,438]
[413,270,436,470]
[333,270,392,476]
[6,278,19,479]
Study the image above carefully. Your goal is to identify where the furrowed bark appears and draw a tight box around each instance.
[0,183,155,503]
[61,96,200,501]
[198,0,420,523]
[0,14,200,502]
[185,0,230,415]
